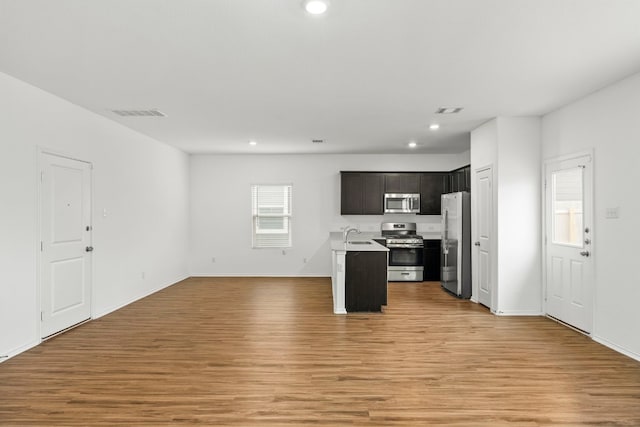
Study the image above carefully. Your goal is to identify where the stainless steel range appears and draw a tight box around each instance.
[381,222,424,282]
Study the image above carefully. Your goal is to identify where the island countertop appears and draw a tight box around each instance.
[330,239,389,252]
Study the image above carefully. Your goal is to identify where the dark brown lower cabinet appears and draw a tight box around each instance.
[345,251,387,312]
[423,239,441,281]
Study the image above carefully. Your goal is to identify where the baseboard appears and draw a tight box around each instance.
[93,274,190,319]
[494,310,544,316]
[189,274,331,278]
[592,335,640,362]
[0,340,40,364]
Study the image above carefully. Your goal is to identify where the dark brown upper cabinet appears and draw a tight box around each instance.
[340,172,384,215]
[448,165,471,193]
[340,167,469,215]
[419,173,448,215]
[384,173,420,194]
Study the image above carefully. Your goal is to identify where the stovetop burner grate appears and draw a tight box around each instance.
[384,234,423,240]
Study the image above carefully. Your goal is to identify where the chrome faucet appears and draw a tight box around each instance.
[343,226,361,243]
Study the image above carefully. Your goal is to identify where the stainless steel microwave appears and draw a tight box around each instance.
[384,193,420,214]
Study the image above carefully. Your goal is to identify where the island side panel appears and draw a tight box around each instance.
[331,249,347,314]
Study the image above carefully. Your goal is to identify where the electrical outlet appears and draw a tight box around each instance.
[211,257,216,263]
[303,258,307,263]
[141,272,145,280]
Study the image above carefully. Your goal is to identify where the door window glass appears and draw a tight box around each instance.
[551,167,583,246]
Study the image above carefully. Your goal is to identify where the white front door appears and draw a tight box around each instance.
[545,154,593,333]
[40,152,93,338]
[475,167,493,308]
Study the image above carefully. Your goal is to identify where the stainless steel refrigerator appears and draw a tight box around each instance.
[441,192,471,298]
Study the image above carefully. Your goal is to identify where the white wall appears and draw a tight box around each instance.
[470,117,542,315]
[189,153,469,276]
[0,72,190,360]
[542,71,640,359]
[496,118,542,314]
[469,120,499,309]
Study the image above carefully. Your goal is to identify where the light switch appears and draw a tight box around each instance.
[605,207,620,219]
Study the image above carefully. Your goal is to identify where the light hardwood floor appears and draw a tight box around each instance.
[1,277,639,426]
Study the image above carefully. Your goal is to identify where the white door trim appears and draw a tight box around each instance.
[542,149,594,333]
[37,147,93,341]
[471,163,496,311]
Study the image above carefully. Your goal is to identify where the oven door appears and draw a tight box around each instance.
[387,245,424,266]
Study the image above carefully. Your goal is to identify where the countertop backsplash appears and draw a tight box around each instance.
[330,223,442,241]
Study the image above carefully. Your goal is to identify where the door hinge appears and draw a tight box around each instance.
[40,241,43,251]
[40,311,44,321]
[40,171,43,182]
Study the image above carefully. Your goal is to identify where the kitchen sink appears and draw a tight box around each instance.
[348,241,372,245]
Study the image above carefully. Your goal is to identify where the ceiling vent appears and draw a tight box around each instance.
[111,109,167,117]
[311,139,325,144]
[435,107,463,114]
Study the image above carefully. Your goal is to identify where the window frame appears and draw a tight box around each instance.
[251,184,293,249]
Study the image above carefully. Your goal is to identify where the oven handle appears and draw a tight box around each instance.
[386,244,424,249]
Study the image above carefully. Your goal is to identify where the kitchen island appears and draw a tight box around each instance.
[330,238,389,314]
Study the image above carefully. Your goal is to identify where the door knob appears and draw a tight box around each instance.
[579,250,590,257]
[474,242,481,246]
[85,246,94,252]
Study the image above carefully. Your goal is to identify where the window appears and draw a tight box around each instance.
[551,167,583,246]
[251,184,292,248]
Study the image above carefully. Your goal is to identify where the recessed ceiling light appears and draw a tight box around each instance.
[408,141,417,148]
[429,123,440,131]
[311,139,325,144]
[435,107,463,114]
[303,0,329,15]
[248,140,257,146]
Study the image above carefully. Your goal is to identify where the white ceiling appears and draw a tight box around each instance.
[1,0,640,155]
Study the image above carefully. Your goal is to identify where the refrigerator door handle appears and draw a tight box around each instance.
[443,209,449,241]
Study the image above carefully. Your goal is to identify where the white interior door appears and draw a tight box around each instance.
[545,154,593,333]
[475,167,493,308]
[40,152,92,338]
